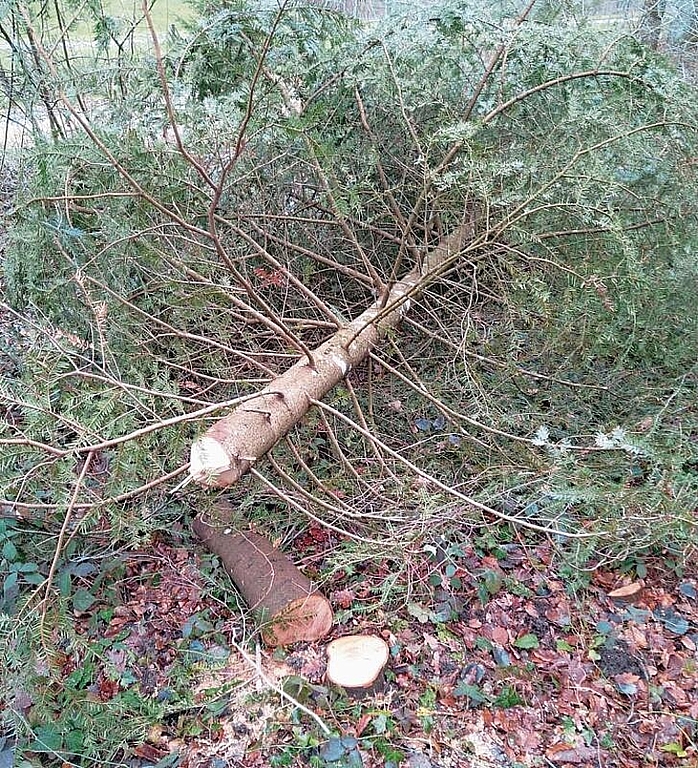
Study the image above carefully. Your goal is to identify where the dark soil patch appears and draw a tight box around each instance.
[598,637,647,679]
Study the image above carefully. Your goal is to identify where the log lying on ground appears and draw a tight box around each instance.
[326,634,390,697]
[190,225,470,488]
[193,506,333,646]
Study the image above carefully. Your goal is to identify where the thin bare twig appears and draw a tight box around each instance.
[38,451,94,641]
[251,463,391,546]
[143,4,215,191]
[311,399,606,539]
[1,464,189,516]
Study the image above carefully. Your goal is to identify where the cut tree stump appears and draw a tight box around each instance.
[192,506,333,646]
[326,634,390,697]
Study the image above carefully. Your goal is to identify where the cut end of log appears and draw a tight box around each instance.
[263,593,334,647]
[190,436,237,487]
[326,634,390,697]
[192,515,334,646]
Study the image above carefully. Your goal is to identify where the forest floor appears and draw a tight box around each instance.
[0,143,696,768]
[34,528,698,768]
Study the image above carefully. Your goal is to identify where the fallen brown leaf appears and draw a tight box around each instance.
[608,582,643,600]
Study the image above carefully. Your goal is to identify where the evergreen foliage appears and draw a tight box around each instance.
[2,0,696,551]
[1,0,698,760]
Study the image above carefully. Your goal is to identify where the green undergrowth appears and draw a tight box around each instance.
[1,0,696,564]
[1,0,698,763]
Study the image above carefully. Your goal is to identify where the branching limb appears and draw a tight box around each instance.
[256,56,385,294]
[143,0,216,191]
[37,451,94,642]
[311,399,605,539]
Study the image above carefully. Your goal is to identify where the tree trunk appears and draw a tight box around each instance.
[189,224,470,488]
[192,505,333,646]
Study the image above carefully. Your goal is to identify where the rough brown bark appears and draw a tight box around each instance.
[326,634,390,697]
[190,225,470,488]
[192,507,333,646]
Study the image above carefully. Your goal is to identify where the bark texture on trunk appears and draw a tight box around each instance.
[190,226,469,488]
[193,507,333,646]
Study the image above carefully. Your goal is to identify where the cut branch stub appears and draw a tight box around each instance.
[192,510,333,646]
[326,634,390,697]
[190,226,470,488]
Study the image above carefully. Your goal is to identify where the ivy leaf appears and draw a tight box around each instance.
[152,754,181,768]
[31,725,62,752]
[58,570,72,596]
[432,415,446,430]
[72,588,96,613]
[595,620,614,635]
[3,571,18,597]
[660,743,688,758]
[64,729,85,753]
[407,602,431,623]
[320,737,345,762]
[372,714,389,735]
[514,633,540,650]
[2,540,17,561]
[654,608,690,635]
[14,562,38,573]
[481,569,503,595]
[614,673,639,696]
[492,645,511,667]
[430,601,453,624]
[0,735,15,768]
[453,682,490,705]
